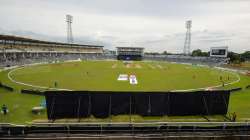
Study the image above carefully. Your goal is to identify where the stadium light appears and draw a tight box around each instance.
[66,14,74,44]
[183,20,192,55]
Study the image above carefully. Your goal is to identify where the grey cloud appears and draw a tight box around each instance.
[0,0,250,53]
[192,31,234,43]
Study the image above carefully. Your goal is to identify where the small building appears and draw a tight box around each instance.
[116,47,144,60]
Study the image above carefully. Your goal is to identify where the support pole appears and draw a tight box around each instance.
[109,95,112,124]
[130,95,132,124]
[202,95,210,116]
[148,95,151,115]
[49,96,56,122]
[77,96,81,122]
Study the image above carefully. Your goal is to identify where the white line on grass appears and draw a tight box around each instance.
[8,67,72,91]
[7,64,240,92]
[171,70,241,92]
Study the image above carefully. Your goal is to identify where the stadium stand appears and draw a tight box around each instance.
[0,35,104,67]
[0,34,229,67]
[144,54,229,66]
[1,122,250,138]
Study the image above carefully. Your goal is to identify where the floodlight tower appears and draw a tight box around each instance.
[183,20,192,55]
[66,14,73,44]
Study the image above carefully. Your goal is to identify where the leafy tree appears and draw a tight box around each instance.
[192,49,202,56]
[191,49,209,57]
[227,52,242,64]
[162,51,168,55]
[241,51,250,61]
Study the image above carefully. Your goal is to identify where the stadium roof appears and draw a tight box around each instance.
[0,34,103,48]
[116,47,144,49]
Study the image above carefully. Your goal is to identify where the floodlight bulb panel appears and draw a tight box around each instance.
[186,20,192,28]
[66,15,73,22]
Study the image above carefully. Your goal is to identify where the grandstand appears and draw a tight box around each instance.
[144,54,229,66]
[0,35,104,67]
[0,35,230,67]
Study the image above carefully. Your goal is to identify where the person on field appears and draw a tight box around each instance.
[1,104,8,115]
[232,112,237,122]
[54,81,58,88]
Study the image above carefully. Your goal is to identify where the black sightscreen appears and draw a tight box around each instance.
[45,90,231,120]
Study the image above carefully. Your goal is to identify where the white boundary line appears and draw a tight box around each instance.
[171,68,241,92]
[7,67,72,91]
[6,62,241,92]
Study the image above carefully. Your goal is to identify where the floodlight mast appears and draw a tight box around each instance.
[66,14,73,44]
[183,20,192,55]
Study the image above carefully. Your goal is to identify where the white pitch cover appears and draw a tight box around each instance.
[117,74,128,81]
[129,75,138,85]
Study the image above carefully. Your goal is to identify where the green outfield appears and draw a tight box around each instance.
[0,60,250,124]
[3,61,240,91]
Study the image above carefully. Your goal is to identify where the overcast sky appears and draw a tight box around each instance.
[0,0,250,53]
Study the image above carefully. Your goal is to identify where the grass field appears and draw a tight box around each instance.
[5,61,239,91]
[0,60,250,124]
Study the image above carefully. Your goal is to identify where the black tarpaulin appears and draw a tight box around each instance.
[91,93,110,118]
[111,93,131,115]
[45,90,231,120]
[46,93,79,119]
[78,94,91,118]
[150,93,168,116]
[168,92,202,116]
[204,90,230,115]
[134,93,149,116]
